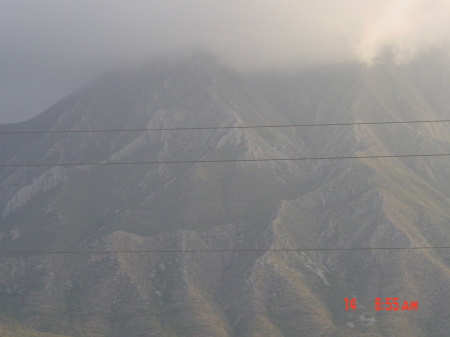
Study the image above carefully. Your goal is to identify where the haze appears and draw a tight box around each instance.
[1,0,449,123]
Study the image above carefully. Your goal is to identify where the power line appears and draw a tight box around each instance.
[1,153,450,168]
[0,246,447,255]
[2,119,450,135]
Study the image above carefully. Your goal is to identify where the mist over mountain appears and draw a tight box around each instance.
[1,53,450,336]
[3,0,450,123]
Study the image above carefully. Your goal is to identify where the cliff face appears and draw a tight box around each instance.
[1,54,450,336]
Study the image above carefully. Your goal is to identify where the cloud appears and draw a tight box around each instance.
[0,1,351,75]
[1,0,450,122]
[2,0,449,74]
[356,0,450,64]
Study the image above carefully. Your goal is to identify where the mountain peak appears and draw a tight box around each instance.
[2,54,450,336]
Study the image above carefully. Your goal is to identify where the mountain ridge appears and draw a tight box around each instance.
[1,53,450,336]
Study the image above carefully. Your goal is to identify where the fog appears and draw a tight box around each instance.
[1,0,449,122]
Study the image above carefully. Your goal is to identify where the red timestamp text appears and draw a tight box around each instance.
[344,298,357,310]
[344,298,418,311]
[374,298,418,311]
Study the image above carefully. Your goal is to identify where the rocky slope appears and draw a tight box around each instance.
[1,53,450,336]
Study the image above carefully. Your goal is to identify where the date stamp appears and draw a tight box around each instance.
[344,298,418,311]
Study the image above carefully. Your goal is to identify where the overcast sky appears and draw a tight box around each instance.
[1,0,450,123]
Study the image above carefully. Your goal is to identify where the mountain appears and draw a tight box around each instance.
[1,52,450,336]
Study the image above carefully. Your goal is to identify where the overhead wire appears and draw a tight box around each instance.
[0,246,448,255]
[1,153,450,167]
[3,118,450,166]
[1,118,450,135]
